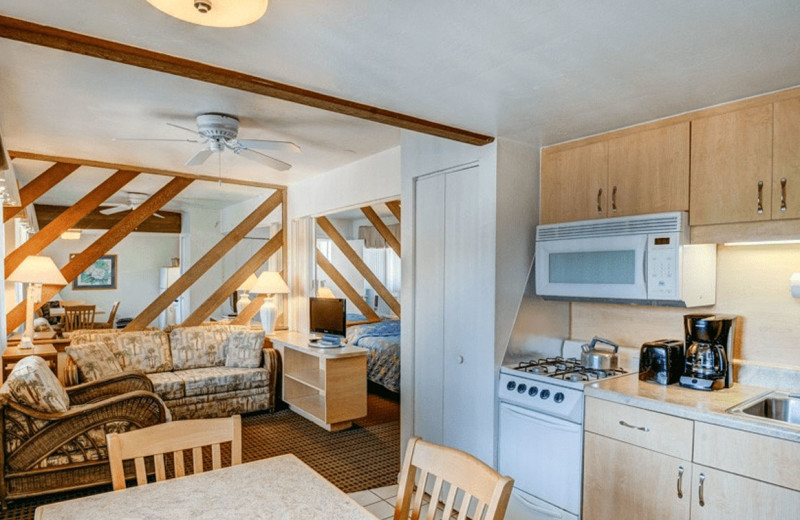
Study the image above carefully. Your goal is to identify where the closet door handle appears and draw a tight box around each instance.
[676,466,684,499]
[780,177,787,212]
[596,188,603,214]
[698,473,706,507]
[757,181,764,215]
[611,185,618,213]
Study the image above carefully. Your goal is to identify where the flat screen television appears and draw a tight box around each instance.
[309,297,347,339]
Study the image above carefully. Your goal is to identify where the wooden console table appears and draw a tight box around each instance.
[270,331,367,432]
[2,344,58,382]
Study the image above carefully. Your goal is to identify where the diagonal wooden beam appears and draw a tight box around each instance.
[231,295,266,326]
[316,216,401,317]
[5,170,139,277]
[182,234,283,327]
[0,16,493,147]
[360,205,401,257]
[3,162,79,222]
[316,249,380,323]
[385,200,401,222]
[125,190,283,331]
[6,177,192,331]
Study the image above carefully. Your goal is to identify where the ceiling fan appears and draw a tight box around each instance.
[100,192,165,218]
[114,113,301,171]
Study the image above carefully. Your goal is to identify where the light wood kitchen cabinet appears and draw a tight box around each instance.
[690,104,774,225]
[607,122,689,217]
[773,97,800,220]
[540,141,607,224]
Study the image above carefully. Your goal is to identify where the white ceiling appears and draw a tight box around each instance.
[1,0,800,203]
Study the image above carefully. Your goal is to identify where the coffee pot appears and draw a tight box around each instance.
[679,314,737,391]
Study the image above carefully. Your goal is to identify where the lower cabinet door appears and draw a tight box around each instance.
[505,489,577,520]
[690,464,800,520]
[583,433,691,520]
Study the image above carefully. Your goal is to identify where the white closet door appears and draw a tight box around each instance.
[413,173,446,445]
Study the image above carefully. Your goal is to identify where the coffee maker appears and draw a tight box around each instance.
[679,314,737,391]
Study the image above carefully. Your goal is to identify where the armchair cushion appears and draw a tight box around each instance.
[65,342,123,382]
[224,330,265,368]
[2,356,69,413]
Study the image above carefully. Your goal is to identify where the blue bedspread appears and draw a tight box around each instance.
[347,320,400,393]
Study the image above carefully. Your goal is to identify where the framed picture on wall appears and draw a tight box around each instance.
[70,254,117,290]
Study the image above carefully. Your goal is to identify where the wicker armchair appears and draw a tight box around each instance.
[0,372,169,508]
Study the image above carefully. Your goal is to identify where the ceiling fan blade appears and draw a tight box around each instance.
[166,122,203,137]
[113,137,201,143]
[234,148,292,171]
[99,205,131,215]
[152,212,166,219]
[185,149,214,166]
[235,140,301,153]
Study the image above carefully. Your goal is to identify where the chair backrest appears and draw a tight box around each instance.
[395,437,513,520]
[105,301,120,326]
[107,415,242,490]
[63,305,96,332]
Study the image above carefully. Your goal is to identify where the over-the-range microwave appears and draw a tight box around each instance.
[534,212,716,307]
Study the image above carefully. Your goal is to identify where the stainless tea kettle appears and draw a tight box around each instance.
[581,337,620,370]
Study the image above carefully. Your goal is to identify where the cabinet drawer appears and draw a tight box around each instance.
[584,397,694,459]
[694,422,800,491]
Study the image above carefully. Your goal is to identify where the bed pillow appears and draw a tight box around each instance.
[224,330,265,368]
[66,342,123,382]
[3,356,69,413]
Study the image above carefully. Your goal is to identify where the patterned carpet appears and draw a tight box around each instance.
[1,387,400,520]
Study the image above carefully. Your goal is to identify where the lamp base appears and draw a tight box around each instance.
[18,336,34,350]
[259,298,278,335]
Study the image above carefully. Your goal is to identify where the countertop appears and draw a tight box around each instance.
[586,374,800,443]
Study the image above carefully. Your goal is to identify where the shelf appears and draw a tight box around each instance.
[285,368,325,392]
[286,394,325,421]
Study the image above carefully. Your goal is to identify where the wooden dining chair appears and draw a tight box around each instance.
[106,415,242,490]
[93,301,120,329]
[63,305,96,332]
[394,437,513,520]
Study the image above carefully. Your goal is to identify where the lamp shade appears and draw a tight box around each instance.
[8,256,67,285]
[317,287,336,299]
[146,0,269,28]
[237,273,259,292]
[250,272,289,295]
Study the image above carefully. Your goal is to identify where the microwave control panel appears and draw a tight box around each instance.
[646,233,680,299]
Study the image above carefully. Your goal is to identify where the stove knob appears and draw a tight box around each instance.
[528,386,538,397]
[554,392,565,403]
[506,381,517,391]
[540,389,551,400]
[517,383,527,394]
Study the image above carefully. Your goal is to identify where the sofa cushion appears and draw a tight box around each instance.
[69,329,118,350]
[145,372,186,400]
[170,326,241,370]
[224,330,265,368]
[2,356,69,413]
[175,367,269,397]
[112,331,173,374]
[65,342,123,382]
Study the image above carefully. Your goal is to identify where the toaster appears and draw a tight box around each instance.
[639,339,684,385]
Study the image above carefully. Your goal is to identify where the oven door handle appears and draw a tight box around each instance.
[514,493,566,518]
[502,405,580,433]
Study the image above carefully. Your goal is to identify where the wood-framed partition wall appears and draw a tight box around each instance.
[4,152,287,332]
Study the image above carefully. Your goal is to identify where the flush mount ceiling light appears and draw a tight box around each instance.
[145,0,269,28]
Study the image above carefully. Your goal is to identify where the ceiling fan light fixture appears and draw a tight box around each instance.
[146,0,268,28]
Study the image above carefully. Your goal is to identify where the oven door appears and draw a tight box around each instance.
[498,402,583,516]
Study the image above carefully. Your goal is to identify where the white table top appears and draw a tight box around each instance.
[35,454,379,520]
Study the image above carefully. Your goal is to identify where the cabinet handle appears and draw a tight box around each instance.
[596,188,603,214]
[780,177,787,212]
[618,420,650,432]
[757,181,764,214]
[457,355,464,364]
[698,473,706,507]
[677,466,684,499]
[611,185,618,213]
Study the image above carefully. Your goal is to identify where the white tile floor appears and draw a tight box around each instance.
[349,485,452,520]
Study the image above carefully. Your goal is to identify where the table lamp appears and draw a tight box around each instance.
[250,272,289,334]
[7,255,68,348]
[236,274,258,313]
[317,286,335,298]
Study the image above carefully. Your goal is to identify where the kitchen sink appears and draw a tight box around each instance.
[728,392,800,427]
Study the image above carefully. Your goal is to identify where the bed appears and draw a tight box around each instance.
[346,319,400,393]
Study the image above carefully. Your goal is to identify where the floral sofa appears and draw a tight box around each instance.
[65,325,279,420]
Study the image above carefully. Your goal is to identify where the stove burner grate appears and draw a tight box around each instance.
[514,357,626,381]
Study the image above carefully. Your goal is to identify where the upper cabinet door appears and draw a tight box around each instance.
[773,97,800,220]
[690,104,773,226]
[540,141,608,224]
[608,123,689,217]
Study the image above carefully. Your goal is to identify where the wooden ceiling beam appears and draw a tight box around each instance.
[124,190,283,331]
[6,177,192,331]
[182,234,283,327]
[3,162,79,222]
[360,205,401,256]
[8,150,285,190]
[385,200,401,222]
[316,216,400,317]
[0,15,494,147]
[4,169,140,277]
[315,248,380,323]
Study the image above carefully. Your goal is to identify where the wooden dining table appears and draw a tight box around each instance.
[34,454,379,519]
